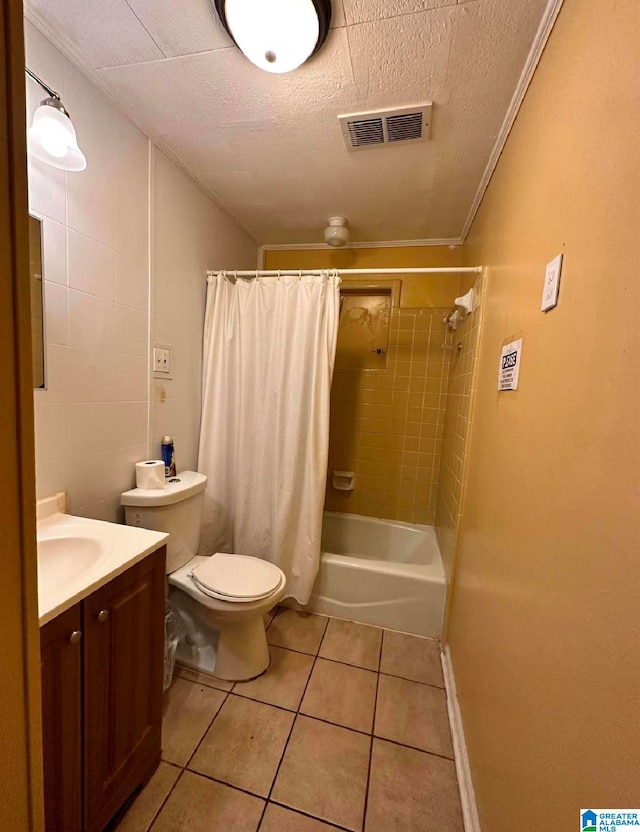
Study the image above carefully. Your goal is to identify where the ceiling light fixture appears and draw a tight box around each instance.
[26,68,87,172]
[324,216,349,247]
[213,0,332,74]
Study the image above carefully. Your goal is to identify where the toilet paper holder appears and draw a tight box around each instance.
[333,471,355,491]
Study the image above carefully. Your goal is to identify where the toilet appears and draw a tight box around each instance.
[121,471,286,681]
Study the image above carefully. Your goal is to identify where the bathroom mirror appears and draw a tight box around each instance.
[29,214,45,389]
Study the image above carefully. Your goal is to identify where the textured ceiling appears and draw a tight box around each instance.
[25,0,549,244]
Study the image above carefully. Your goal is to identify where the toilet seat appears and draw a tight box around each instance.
[192,572,286,603]
[168,554,285,607]
[169,556,286,615]
[190,552,283,602]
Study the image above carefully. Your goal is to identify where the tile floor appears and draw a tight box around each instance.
[112,609,463,832]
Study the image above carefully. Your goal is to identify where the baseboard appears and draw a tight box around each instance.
[441,646,481,832]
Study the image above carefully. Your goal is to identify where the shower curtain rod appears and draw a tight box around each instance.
[208,267,482,278]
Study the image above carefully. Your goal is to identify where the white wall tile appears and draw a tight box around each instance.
[24,20,67,99]
[65,67,116,247]
[36,442,148,508]
[39,344,90,403]
[102,354,148,403]
[75,494,125,524]
[153,314,179,350]
[29,25,254,522]
[67,288,112,351]
[172,432,199,472]
[35,402,148,464]
[115,113,149,264]
[113,304,148,357]
[28,157,66,225]
[41,218,67,286]
[67,229,115,298]
[116,252,149,312]
[43,282,68,346]
[150,148,255,460]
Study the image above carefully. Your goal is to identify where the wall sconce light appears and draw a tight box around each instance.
[213,0,332,74]
[26,68,86,172]
[324,216,349,247]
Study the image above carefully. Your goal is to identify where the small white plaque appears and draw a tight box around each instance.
[541,253,563,312]
[498,338,522,391]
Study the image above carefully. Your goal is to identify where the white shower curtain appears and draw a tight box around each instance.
[198,270,340,604]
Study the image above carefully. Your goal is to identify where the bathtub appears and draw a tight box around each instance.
[304,511,445,638]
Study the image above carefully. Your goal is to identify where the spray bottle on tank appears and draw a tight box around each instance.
[161,435,176,478]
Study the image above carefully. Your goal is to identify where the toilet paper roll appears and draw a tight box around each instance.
[136,460,165,490]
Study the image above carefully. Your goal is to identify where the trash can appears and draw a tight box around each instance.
[164,601,185,691]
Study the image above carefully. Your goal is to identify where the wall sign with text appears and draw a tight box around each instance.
[498,338,522,391]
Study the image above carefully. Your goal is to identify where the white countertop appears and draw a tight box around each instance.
[37,497,168,627]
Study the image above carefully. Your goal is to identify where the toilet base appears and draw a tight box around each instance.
[214,614,271,680]
[169,586,274,681]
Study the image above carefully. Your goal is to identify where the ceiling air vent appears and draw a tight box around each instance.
[338,104,432,152]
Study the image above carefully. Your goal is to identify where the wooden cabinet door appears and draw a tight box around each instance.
[83,548,165,832]
[40,604,83,832]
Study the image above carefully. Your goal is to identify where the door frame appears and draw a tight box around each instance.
[0,0,45,828]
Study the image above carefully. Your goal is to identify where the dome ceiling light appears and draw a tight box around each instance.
[324,216,349,247]
[26,68,86,172]
[213,0,332,74]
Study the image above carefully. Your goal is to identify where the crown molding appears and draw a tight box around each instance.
[459,0,565,241]
[23,4,258,247]
[261,238,463,252]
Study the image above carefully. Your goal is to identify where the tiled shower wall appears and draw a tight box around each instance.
[326,308,451,525]
[435,270,484,584]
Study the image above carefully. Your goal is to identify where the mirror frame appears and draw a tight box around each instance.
[29,213,46,390]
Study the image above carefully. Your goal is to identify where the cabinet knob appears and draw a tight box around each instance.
[97,609,109,623]
[69,630,82,645]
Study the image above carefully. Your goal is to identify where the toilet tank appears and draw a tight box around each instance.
[121,471,207,573]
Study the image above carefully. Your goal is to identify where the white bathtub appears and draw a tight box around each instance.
[304,511,445,638]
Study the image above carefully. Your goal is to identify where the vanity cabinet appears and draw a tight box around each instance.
[40,547,166,832]
[40,605,83,832]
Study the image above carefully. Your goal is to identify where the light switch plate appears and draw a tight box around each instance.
[153,346,171,374]
[541,253,563,312]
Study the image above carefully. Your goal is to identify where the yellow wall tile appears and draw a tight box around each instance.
[324,305,452,524]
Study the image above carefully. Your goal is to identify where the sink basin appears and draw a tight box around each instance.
[37,536,104,591]
[35,496,169,626]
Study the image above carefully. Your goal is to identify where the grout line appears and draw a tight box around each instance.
[165,768,355,832]
[146,767,184,832]
[173,665,234,694]
[256,614,329,829]
[376,669,445,691]
[265,642,444,688]
[183,768,271,803]
[361,630,385,830]
[182,688,231,771]
[266,800,355,832]
[369,733,456,764]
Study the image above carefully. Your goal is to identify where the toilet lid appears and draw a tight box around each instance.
[190,553,283,600]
